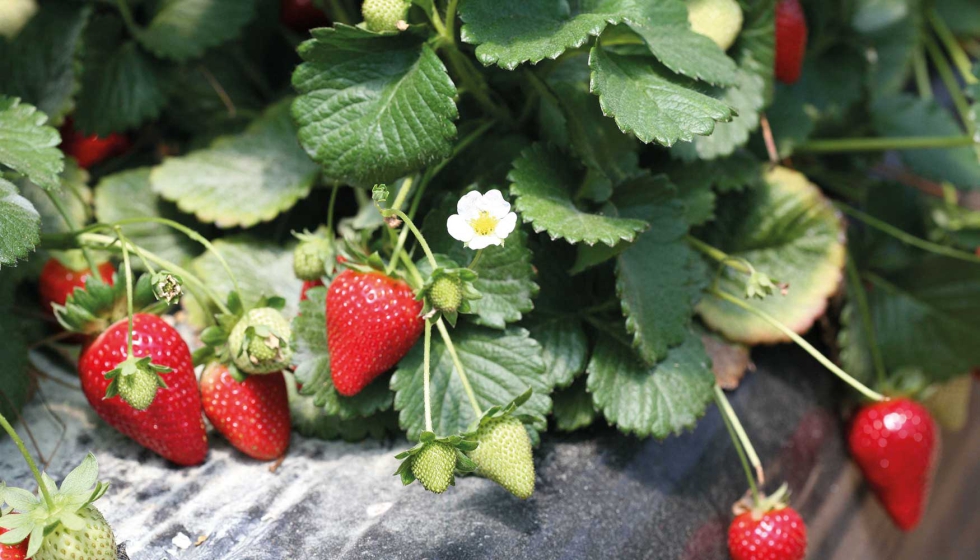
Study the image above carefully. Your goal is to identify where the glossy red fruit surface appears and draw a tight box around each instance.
[60,120,130,169]
[280,0,330,31]
[848,398,938,531]
[39,259,115,314]
[201,364,291,461]
[78,314,208,466]
[728,507,807,560]
[775,0,807,84]
[327,269,423,396]
[0,526,28,560]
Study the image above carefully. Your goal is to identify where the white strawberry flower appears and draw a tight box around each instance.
[446,189,518,250]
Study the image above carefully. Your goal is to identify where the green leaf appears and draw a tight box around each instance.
[613,174,705,363]
[0,96,63,190]
[291,287,394,419]
[18,159,90,235]
[872,94,980,190]
[0,178,40,269]
[521,314,588,389]
[391,324,551,440]
[94,168,197,265]
[671,0,773,160]
[459,0,632,70]
[863,10,921,96]
[191,236,303,317]
[151,101,318,228]
[587,329,714,438]
[422,196,538,328]
[0,0,90,123]
[137,0,258,62]
[697,167,846,344]
[551,376,596,432]
[292,25,458,187]
[588,46,734,146]
[73,17,166,136]
[508,143,648,246]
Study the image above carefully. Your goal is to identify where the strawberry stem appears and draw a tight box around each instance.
[384,176,418,276]
[798,135,975,153]
[444,0,460,42]
[709,288,888,402]
[423,319,434,433]
[925,34,976,135]
[44,190,105,286]
[387,209,439,270]
[435,317,483,418]
[686,235,756,276]
[326,182,340,234]
[845,254,888,387]
[913,45,933,100]
[0,412,55,510]
[713,386,760,503]
[115,227,136,358]
[467,249,484,269]
[714,385,764,488]
[835,201,980,264]
[928,9,979,86]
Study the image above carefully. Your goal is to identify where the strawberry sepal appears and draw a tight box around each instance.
[103,356,171,411]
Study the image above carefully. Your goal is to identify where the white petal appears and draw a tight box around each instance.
[494,212,517,239]
[456,191,483,220]
[466,234,502,250]
[478,189,511,217]
[447,214,475,242]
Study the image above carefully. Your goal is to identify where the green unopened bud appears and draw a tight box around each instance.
[152,271,183,304]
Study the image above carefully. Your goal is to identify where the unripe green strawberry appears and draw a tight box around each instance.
[687,0,743,51]
[428,275,463,313]
[228,308,293,374]
[468,415,535,499]
[35,504,115,560]
[411,441,456,494]
[293,240,327,281]
[362,0,409,32]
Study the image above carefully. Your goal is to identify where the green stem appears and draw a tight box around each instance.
[327,0,352,25]
[713,386,761,501]
[0,412,55,510]
[387,178,428,276]
[913,46,933,99]
[835,201,980,264]
[426,1,447,36]
[45,191,103,285]
[798,135,975,153]
[685,235,753,275]
[440,46,514,125]
[444,0,460,42]
[845,255,887,387]
[709,288,887,402]
[115,228,136,357]
[326,183,340,233]
[925,34,976,134]
[928,9,979,85]
[423,320,434,433]
[114,0,140,35]
[435,318,483,418]
[397,249,425,289]
[467,249,484,270]
[387,209,439,270]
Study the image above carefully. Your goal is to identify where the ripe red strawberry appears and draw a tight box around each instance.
[327,269,423,396]
[775,0,807,84]
[200,363,291,461]
[78,314,208,466]
[0,526,28,560]
[728,506,807,560]
[300,279,324,302]
[60,119,130,169]
[280,0,330,31]
[848,398,938,531]
[39,258,114,314]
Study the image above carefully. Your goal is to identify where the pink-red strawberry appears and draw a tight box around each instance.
[847,398,938,531]
[300,279,324,302]
[327,269,423,396]
[60,119,130,169]
[39,258,114,315]
[200,363,291,461]
[0,526,27,560]
[78,314,208,466]
[775,0,807,84]
[728,506,807,560]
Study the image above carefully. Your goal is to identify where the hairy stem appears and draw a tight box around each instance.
[45,191,103,285]
[798,135,975,152]
[423,320,434,433]
[845,255,887,386]
[115,228,136,357]
[686,235,754,275]
[925,34,976,134]
[928,9,979,85]
[326,183,340,233]
[913,46,933,99]
[436,318,483,418]
[387,209,439,270]
[714,386,761,501]
[0,412,55,510]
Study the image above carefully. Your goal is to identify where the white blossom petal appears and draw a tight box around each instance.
[456,190,483,220]
[467,235,501,250]
[479,189,511,217]
[447,214,475,242]
[494,212,517,239]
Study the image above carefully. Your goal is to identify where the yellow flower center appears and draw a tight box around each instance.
[469,211,499,236]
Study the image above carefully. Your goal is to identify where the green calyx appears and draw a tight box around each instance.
[292,229,335,281]
[394,432,478,494]
[362,0,410,33]
[418,266,481,326]
[228,307,293,374]
[464,388,537,500]
[104,356,171,411]
[54,273,167,334]
[738,483,791,521]
[0,454,114,559]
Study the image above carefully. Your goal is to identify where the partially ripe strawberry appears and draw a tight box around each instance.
[0,526,27,560]
[467,414,535,499]
[327,269,423,396]
[39,258,114,315]
[60,119,130,169]
[728,506,807,560]
[201,363,291,461]
[848,398,938,531]
[362,0,409,32]
[411,441,456,494]
[775,0,807,84]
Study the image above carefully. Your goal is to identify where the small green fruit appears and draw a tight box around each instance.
[362,0,409,32]
[228,308,293,374]
[687,0,743,51]
[428,275,463,313]
[468,415,535,499]
[293,240,327,281]
[411,441,457,494]
[36,504,116,560]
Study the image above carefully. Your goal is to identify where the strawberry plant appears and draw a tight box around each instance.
[0,0,979,553]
